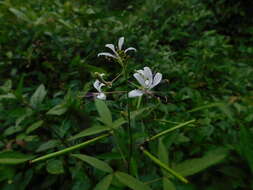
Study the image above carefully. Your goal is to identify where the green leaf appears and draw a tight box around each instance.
[187,102,223,113]
[163,178,176,190]
[26,120,44,134]
[30,84,47,108]
[31,134,110,163]
[46,103,67,116]
[36,140,59,152]
[4,126,22,136]
[58,19,72,29]
[239,126,253,173]
[130,106,155,119]
[72,154,113,173]
[95,99,112,126]
[112,118,126,129]
[0,80,12,92]
[218,103,234,121]
[158,139,169,176]
[149,120,195,141]
[80,63,106,73]
[0,165,15,182]
[46,159,64,174]
[0,151,34,164]
[0,93,16,101]
[9,8,30,22]
[141,148,188,183]
[114,172,152,190]
[68,125,109,141]
[173,148,228,177]
[94,174,113,190]
[158,139,168,165]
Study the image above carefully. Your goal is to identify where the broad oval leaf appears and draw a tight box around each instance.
[115,172,152,190]
[94,174,113,190]
[72,154,113,173]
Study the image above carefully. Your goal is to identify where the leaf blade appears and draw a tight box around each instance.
[68,125,109,141]
[72,154,113,173]
[95,100,112,126]
[173,148,228,177]
[115,171,152,190]
[30,84,47,108]
[94,174,113,190]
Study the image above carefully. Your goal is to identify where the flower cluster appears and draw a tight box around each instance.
[128,67,162,98]
[93,37,162,100]
[98,37,136,60]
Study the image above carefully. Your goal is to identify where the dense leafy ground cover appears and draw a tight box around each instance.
[0,0,253,189]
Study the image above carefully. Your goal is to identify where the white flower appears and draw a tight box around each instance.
[128,67,162,98]
[93,79,106,100]
[98,37,136,59]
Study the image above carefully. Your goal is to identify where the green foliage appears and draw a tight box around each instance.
[173,148,228,177]
[94,174,113,190]
[71,154,113,173]
[114,171,152,190]
[0,0,252,189]
[0,151,34,165]
[238,127,253,173]
[46,159,64,175]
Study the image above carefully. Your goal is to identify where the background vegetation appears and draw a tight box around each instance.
[0,0,253,189]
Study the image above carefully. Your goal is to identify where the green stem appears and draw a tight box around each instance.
[122,63,133,174]
[140,147,188,184]
[137,96,142,109]
[30,133,110,163]
[155,119,180,125]
[126,89,133,173]
[148,119,196,142]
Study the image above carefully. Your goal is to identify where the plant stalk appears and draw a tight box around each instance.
[140,146,188,184]
[147,119,196,142]
[30,133,110,163]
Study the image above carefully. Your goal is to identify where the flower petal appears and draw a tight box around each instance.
[98,52,117,59]
[144,67,153,88]
[118,37,124,50]
[98,83,105,92]
[134,73,147,88]
[105,44,118,56]
[93,80,100,91]
[136,69,145,76]
[124,47,137,53]
[151,73,162,89]
[97,93,106,100]
[93,80,105,92]
[128,90,144,98]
